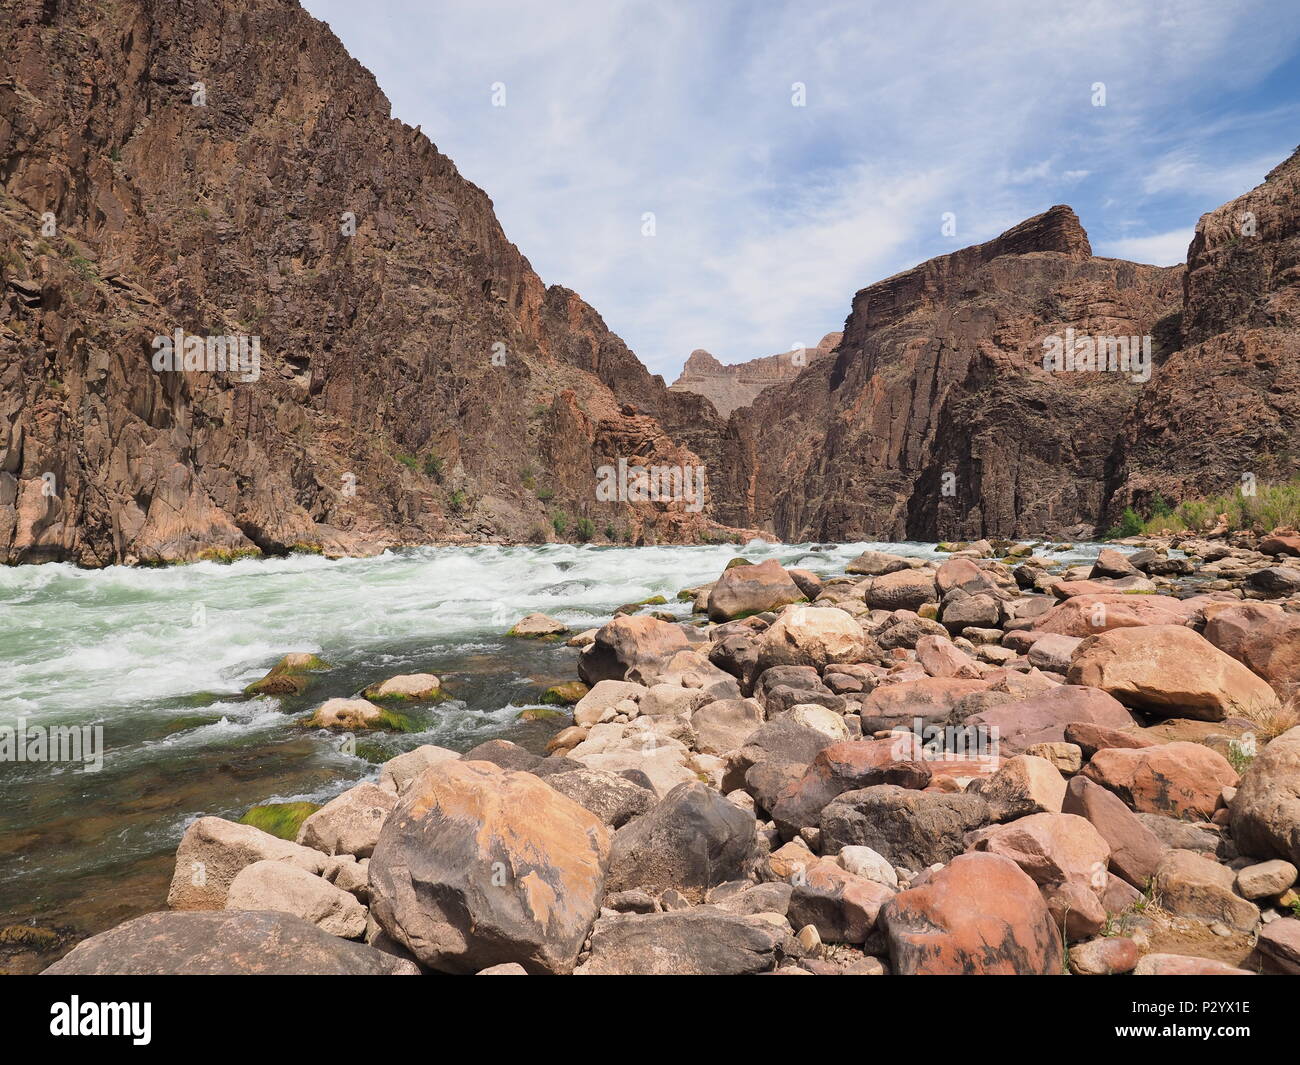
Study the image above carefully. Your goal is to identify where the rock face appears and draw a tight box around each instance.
[1113,147,1300,517]
[368,760,612,974]
[43,910,419,975]
[668,334,842,417]
[879,853,1064,975]
[0,0,738,564]
[707,205,1182,541]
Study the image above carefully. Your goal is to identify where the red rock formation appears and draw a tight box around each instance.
[0,0,737,563]
[669,333,841,417]
[711,207,1183,540]
[1114,147,1300,516]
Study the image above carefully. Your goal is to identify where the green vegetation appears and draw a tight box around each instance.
[395,453,419,470]
[423,451,444,479]
[448,489,468,513]
[551,510,569,536]
[238,801,320,841]
[1104,477,1300,538]
[574,516,595,542]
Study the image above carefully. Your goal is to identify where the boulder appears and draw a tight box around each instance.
[691,697,764,755]
[973,755,1066,820]
[1068,625,1280,722]
[462,738,542,772]
[1027,633,1082,674]
[846,550,911,577]
[1152,850,1259,932]
[573,679,646,727]
[1090,548,1138,579]
[363,673,441,700]
[836,845,899,889]
[1032,593,1192,637]
[507,612,568,637]
[1063,721,1157,760]
[531,762,655,828]
[965,685,1138,753]
[304,697,387,730]
[577,616,692,685]
[225,859,367,939]
[820,785,990,868]
[1247,566,1300,596]
[297,782,398,859]
[166,816,326,910]
[606,782,757,901]
[1235,859,1298,900]
[575,908,796,975]
[971,812,1110,939]
[879,853,1063,975]
[1203,602,1300,700]
[866,569,939,612]
[1069,936,1140,975]
[1253,918,1300,974]
[636,682,710,718]
[706,559,804,621]
[771,736,931,835]
[756,606,866,671]
[1133,953,1253,975]
[940,592,1003,633]
[42,910,419,976]
[1260,533,1300,557]
[566,722,701,797]
[243,652,330,696]
[368,760,611,974]
[859,676,988,733]
[786,568,824,600]
[1083,742,1238,821]
[787,859,895,943]
[1230,725,1300,865]
[915,633,983,679]
[379,744,460,795]
[1062,776,1166,889]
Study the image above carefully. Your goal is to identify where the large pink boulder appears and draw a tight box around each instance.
[971,812,1111,939]
[1032,594,1192,637]
[1203,602,1300,701]
[1068,625,1280,722]
[1083,742,1239,821]
[879,852,1063,974]
[706,559,804,621]
[964,684,1138,753]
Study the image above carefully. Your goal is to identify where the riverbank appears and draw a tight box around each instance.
[8,532,1300,974]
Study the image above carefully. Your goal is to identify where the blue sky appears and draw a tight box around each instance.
[303,0,1300,378]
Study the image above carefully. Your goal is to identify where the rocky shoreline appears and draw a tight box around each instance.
[44,531,1300,975]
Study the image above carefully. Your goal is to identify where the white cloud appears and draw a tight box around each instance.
[303,0,1300,375]
[1096,229,1196,266]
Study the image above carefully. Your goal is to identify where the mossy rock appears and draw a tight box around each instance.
[724,557,753,570]
[517,706,568,723]
[540,681,589,706]
[244,653,332,696]
[160,714,224,736]
[376,708,421,733]
[0,925,59,950]
[238,801,321,841]
[195,547,263,564]
[289,542,325,555]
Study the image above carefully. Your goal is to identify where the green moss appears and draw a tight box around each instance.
[195,547,262,564]
[724,557,753,570]
[540,681,589,706]
[377,708,421,733]
[289,542,325,555]
[517,706,568,723]
[0,925,59,950]
[238,801,321,841]
[243,653,332,696]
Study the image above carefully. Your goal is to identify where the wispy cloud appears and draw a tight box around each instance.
[303,0,1300,376]
[1097,229,1196,266]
